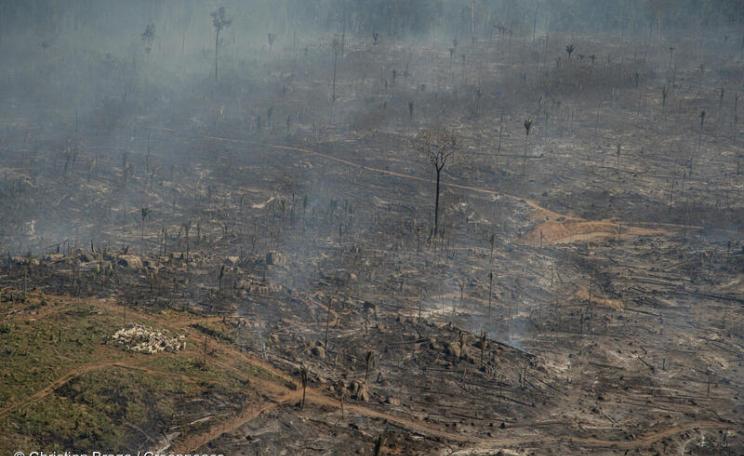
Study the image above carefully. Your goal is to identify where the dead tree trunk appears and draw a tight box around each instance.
[434,165,442,236]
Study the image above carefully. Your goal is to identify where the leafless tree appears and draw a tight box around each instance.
[691,110,705,176]
[142,23,155,55]
[336,379,346,417]
[210,6,232,82]
[182,220,192,263]
[324,296,333,348]
[300,364,308,409]
[415,129,457,237]
[331,36,341,105]
[364,350,375,382]
[140,207,150,250]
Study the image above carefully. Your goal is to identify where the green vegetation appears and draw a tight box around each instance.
[0,293,273,453]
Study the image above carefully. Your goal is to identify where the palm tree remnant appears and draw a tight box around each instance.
[566,44,575,59]
[522,118,533,176]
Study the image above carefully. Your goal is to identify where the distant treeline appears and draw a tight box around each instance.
[0,0,742,47]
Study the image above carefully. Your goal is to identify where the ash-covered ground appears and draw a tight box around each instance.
[1,1,743,455]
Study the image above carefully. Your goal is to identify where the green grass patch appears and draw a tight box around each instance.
[0,295,280,453]
[0,305,120,406]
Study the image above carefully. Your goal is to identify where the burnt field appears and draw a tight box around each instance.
[0,1,743,455]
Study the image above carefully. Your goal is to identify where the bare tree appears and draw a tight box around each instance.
[416,129,457,237]
[142,23,155,55]
[300,364,308,409]
[522,118,533,176]
[331,36,341,105]
[336,379,346,417]
[182,220,192,263]
[324,296,333,348]
[691,110,705,176]
[210,7,232,83]
[140,207,150,250]
[364,350,375,382]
